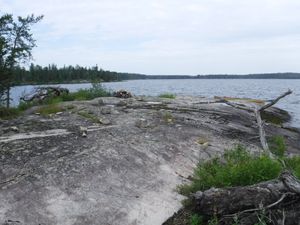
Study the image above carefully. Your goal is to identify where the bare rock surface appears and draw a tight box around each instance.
[0,96,299,225]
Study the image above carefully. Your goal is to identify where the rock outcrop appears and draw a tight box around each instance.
[0,96,299,225]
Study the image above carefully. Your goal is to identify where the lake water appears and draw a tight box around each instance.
[11,79,300,127]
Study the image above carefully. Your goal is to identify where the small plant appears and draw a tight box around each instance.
[189,214,203,225]
[269,135,286,158]
[162,111,174,123]
[178,145,282,195]
[0,107,20,119]
[159,93,176,99]
[37,104,64,115]
[77,111,101,123]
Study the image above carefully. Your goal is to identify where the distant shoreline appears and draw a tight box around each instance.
[13,75,300,86]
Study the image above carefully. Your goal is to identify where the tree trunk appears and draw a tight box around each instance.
[193,171,300,225]
[6,85,10,108]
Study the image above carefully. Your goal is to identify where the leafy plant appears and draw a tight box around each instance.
[178,145,282,195]
[269,135,286,158]
[159,93,176,99]
[189,214,203,225]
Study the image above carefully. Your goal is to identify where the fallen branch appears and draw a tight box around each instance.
[20,87,69,102]
[193,171,300,225]
[222,90,292,155]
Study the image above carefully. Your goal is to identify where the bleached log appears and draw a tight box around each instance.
[193,171,300,224]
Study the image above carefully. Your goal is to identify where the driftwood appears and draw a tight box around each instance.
[222,90,292,156]
[20,87,69,102]
[193,171,300,225]
[113,90,132,98]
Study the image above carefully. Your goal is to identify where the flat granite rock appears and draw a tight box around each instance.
[0,96,299,225]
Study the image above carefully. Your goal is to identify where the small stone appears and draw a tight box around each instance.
[117,100,127,107]
[98,99,105,105]
[10,126,19,132]
[101,106,112,114]
[56,112,63,115]
[99,119,111,125]
[80,126,88,137]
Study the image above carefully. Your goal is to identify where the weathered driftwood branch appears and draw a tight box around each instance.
[193,171,300,224]
[20,87,69,102]
[222,90,292,155]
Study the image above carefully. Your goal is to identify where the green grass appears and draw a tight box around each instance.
[36,104,65,115]
[178,144,300,196]
[0,107,20,119]
[158,93,176,99]
[189,214,203,225]
[77,111,101,123]
[0,83,112,119]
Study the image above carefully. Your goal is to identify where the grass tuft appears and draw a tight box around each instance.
[37,104,64,115]
[178,145,283,195]
[159,93,176,99]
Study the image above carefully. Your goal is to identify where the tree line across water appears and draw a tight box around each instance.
[12,64,146,84]
[12,66,300,85]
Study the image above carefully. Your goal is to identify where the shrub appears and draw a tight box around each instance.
[269,135,286,158]
[190,214,203,225]
[0,107,20,119]
[37,104,64,115]
[159,93,176,99]
[178,145,282,195]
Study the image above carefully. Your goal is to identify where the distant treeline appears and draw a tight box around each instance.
[12,64,146,84]
[147,73,300,79]
[11,65,300,85]
[195,73,300,79]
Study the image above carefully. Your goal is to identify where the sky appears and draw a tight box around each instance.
[1,0,300,75]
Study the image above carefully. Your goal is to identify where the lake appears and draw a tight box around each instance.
[11,79,300,127]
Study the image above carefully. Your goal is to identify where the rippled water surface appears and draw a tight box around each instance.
[11,79,300,127]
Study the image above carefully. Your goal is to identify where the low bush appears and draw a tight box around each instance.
[179,145,289,195]
[0,107,20,119]
[37,104,64,115]
[159,93,176,99]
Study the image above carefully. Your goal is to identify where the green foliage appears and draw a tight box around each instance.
[284,156,300,178]
[269,135,286,158]
[162,111,174,123]
[189,214,203,225]
[0,107,20,119]
[77,111,101,123]
[36,104,64,115]
[261,111,284,125]
[0,13,43,107]
[69,83,112,101]
[207,217,219,225]
[178,145,282,195]
[159,93,176,99]
[12,63,146,85]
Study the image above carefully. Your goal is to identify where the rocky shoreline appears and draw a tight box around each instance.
[0,96,299,225]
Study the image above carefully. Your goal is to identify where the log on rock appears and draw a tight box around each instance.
[193,171,300,224]
[20,87,69,102]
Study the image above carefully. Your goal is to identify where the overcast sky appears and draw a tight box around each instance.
[1,0,300,75]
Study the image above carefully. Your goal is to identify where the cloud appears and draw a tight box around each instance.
[1,0,300,74]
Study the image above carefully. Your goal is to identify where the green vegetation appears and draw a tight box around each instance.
[0,12,43,108]
[261,111,284,125]
[0,82,111,119]
[178,138,300,225]
[0,107,20,119]
[162,111,174,123]
[37,104,64,115]
[12,64,146,85]
[77,111,101,123]
[178,145,283,195]
[269,135,286,157]
[159,93,176,99]
[189,214,203,225]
